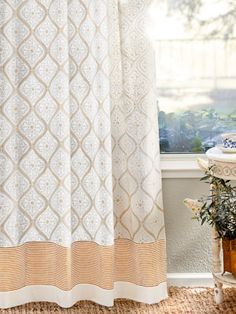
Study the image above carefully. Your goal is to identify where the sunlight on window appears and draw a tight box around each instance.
[153,0,236,153]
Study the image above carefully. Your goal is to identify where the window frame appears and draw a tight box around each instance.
[160,153,206,179]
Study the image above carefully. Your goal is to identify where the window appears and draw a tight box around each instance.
[152,0,236,153]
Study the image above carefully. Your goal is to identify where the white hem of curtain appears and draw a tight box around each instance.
[0,282,168,309]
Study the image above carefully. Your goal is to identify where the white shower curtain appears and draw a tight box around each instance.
[0,0,167,308]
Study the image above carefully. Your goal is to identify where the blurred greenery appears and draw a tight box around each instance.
[159,108,236,153]
[157,1,236,153]
[170,0,236,39]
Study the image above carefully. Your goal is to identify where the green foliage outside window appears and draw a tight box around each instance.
[159,108,236,153]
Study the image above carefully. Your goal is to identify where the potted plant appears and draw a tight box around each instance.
[184,159,236,276]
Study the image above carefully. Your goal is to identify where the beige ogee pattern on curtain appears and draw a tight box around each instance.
[0,0,167,308]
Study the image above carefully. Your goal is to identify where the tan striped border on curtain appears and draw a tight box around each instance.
[0,239,166,292]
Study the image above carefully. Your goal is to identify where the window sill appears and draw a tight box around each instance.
[160,154,206,179]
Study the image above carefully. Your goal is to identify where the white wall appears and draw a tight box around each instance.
[163,178,212,273]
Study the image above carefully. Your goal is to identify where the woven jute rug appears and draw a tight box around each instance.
[1,287,236,314]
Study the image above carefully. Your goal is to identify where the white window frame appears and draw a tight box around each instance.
[160,153,207,179]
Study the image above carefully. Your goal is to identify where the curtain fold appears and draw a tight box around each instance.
[0,0,167,308]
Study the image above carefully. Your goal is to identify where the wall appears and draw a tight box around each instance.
[163,178,212,273]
